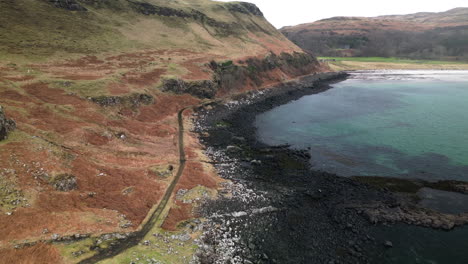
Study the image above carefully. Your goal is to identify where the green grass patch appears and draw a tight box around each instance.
[319,57,468,65]
[100,227,198,264]
[0,130,32,147]
[57,237,97,263]
[48,79,112,98]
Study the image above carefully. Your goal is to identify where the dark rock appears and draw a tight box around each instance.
[48,0,87,11]
[51,174,78,191]
[384,240,393,248]
[0,105,16,141]
[211,52,320,95]
[226,2,264,16]
[250,160,262,165]
[128,1,240,36]
[128,1,192,17]
[89,93,154,108]
[162,79,217,99]
[226,145,242,154]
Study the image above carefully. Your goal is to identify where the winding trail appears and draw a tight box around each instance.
[78,106,190,264]
[75,72,346,263]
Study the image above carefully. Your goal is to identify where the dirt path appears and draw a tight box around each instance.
[78,106,190,264]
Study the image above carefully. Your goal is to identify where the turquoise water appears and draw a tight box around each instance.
[256,70,468,181]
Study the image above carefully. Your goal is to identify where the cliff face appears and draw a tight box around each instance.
[0,0,322,261]
[281,8,468,60]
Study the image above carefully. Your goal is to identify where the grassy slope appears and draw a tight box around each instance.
[0,0,304,100]
[0,0,300,62]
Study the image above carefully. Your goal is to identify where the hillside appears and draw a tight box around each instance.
[0,0,323,263]
[281,8,468,60]
[1,0,306,60]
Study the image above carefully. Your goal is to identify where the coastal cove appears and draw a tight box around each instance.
[194,70,468,263]
[256,70,468,181]
[2,1,468,263]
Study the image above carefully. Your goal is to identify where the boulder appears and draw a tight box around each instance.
[51,174,78,191]
[0,106,16,141]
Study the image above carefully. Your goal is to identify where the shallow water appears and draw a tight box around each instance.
[417,188,468,214]
[255,70,468,181]
[371,224,468,264]
[255,70,468,263]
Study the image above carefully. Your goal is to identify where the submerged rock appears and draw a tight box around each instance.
[0,105,16,141]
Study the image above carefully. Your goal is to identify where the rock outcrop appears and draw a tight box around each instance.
[48,0,87,11]
[211,52,320,95]
[51,174,78,192]
[0,106,16,141]
[89,93,154,107]
[162,79,217,99]
[161,52,321,98]
[127,0,241,36]
[225,2,264,16]
[363,204,468,230]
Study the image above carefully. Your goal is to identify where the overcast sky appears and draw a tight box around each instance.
[217,0,468,28]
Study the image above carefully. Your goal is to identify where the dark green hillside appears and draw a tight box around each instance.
[281,8,468,60]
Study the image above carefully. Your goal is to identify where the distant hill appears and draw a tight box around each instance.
[281,8,468,60]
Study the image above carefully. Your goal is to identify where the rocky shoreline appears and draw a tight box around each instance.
[191,72,468,263]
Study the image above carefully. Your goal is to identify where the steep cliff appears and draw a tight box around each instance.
[281,8,468,60]
[0,0,322,262]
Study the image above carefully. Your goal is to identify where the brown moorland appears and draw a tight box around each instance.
[0,0,325,262]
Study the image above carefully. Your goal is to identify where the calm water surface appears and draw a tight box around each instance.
[256,70,468,263]
[256,70,468,181]
[371,224,468,264]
